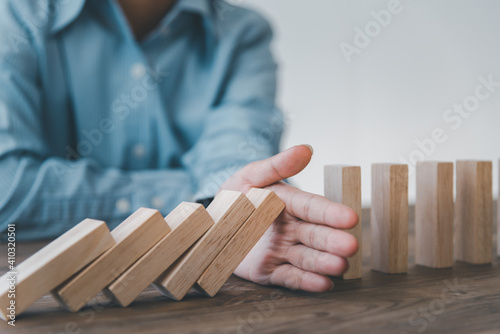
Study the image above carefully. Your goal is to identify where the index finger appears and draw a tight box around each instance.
[270,184,359,229]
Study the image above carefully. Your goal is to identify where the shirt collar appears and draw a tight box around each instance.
[166,0,219,39]
[49,0,218,38]
[177,0,212,16]
[50,0,87,34]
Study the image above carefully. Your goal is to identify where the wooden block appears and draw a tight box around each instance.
[498,159,500,257]
[105,203,214,307]
[371,164,408,274]
[0,220,114,320]
[454,160,493,264]
[154,190,255,300]
[415,161,454,268]
[324,165,362,279]
[196,188,285,296]
[53,208,170,312]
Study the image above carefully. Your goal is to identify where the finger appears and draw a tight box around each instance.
[285,244,348,276]
[229,145,313,189]
[295,222,359,257]
[272,184,359,229]
[269,264,334,292]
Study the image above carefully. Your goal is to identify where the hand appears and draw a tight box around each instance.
[219,145,359,292]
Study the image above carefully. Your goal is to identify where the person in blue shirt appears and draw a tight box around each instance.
[0,0,358,292]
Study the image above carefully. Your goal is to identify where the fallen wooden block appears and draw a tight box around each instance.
[196,188,285,297]
[324,165,362,279]
[53,208,170,312]
[371,163,408,274]
[0,219,114,321]
[154,190,255,300]
[415,161,454,268]
[454,160,493,264]
[105,202,214,307]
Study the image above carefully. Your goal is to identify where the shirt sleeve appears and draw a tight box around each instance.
[181,14,284,200]
[0,8,193,240]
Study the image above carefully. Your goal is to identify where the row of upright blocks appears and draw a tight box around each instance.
[325,160,498,280]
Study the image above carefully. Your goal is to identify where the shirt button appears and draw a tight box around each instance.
[130,63,146,79]
[116,198,131,214]
[151,196,164,209]
[132,144,146,158]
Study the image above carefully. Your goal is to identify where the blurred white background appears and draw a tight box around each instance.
[242,0,500,206]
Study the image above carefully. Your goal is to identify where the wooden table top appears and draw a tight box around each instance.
[1,209,499,334]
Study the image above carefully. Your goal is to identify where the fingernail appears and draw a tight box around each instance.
[303,144,314,155]
[329,279,335,291]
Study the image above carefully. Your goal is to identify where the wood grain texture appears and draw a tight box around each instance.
[154,191,255,301]
[106,203,214,307]
[196,188,285,296]
[371,164,408,274]
[53,208,169,312]
[454,160,493,264]
[324,165,362,279]
[0,220,114,320]
[2,210,499,334]
[415,161,454,268]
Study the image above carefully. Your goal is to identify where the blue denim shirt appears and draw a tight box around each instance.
[0,0,283,240]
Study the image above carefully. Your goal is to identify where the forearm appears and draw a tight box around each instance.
[182,16,282,199]
[183,102,283,200]
[0,154,193,240]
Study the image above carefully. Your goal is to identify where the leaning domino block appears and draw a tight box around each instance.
[454,160,493,264]
[105,202,214,307]
[0,219,115,320]
[53,208,170,312]
[154,190,255,301]
[415,161,454,268]
[196,188,285,296]
[371,164,408,274]
[324,165,362,279]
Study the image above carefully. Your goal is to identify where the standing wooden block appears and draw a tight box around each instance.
[154,191,255,301]
[105,203,214,307]
[0,219,114,320]
[324,165,362,279]
[196,189,285,296]
[371,164,408,274]
[454,160,493,264]
[415,162,454,268]
[53,208,170,312]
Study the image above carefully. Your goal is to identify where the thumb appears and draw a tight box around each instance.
[230,145,313,189]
